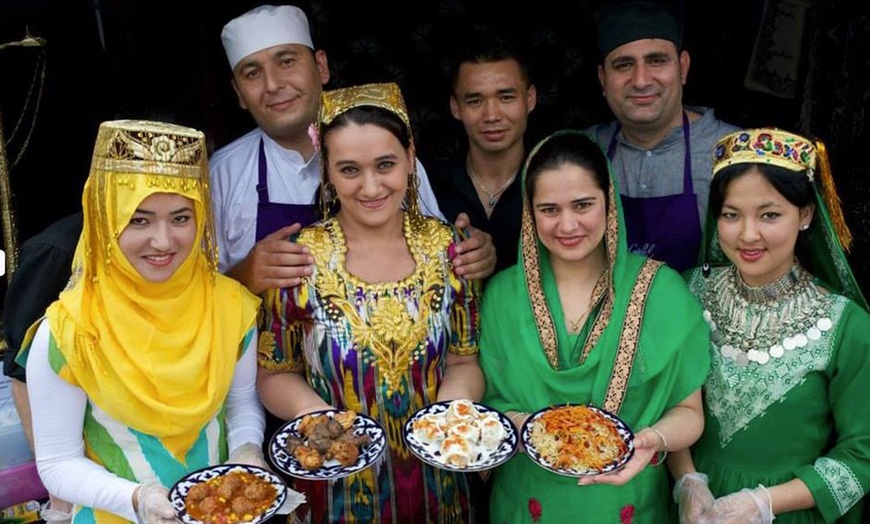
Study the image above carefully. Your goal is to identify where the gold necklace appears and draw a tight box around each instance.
[466,159,517,208]
[567,304,595,333]
[564,270,607,333]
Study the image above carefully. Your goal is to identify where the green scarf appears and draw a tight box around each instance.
[480,130,709,425]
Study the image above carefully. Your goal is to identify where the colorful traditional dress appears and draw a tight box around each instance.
[479,131,711,524]
[20,120,263,524]
[259,213,478,523]
[686,129,870,523]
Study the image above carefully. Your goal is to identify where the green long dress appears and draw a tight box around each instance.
[686,130,870,523]
[479,131,711,524]
[688,268,870,523]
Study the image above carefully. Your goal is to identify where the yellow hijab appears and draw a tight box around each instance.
[42,120,259,459]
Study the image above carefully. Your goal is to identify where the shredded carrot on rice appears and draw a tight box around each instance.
[530,405,627,472]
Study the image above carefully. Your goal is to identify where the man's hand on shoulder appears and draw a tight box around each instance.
[227,224,314,294]
[451,212,496,281]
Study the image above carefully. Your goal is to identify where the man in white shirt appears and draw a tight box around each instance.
[212,5,495,293]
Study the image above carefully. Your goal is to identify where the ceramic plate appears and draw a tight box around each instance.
[169,464,287,524]
[269,409,386,480]
[521,404,634,478]
[403,401,518,472]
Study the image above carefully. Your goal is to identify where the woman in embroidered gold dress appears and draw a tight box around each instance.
[257,83,483,523]
[478,131,711,523]
[20,120,275,524]
[671,129,870,523]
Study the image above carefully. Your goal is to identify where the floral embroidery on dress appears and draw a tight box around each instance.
[528,498,542,522]
[620,504,635,524]
[814,457,864,516]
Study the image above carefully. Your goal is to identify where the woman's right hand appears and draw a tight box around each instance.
[674,472,715,523]
[134,483,177,524]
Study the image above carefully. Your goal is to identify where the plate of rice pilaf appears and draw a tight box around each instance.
[521,404,634,477]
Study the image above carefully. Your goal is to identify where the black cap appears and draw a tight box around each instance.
[596,1,681,61]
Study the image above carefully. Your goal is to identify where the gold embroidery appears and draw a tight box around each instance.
[298,214,454,394]
[603,259,661,414]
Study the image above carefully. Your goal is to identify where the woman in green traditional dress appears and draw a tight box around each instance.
[479,131,711,523]
[671,129,870,523]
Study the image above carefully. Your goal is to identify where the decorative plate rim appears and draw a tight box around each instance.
[168,463,288,524]
[268,408,387,480]
[521,403,635,478]
[402,400,519,472]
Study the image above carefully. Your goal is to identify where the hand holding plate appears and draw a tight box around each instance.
[577,428,658,486]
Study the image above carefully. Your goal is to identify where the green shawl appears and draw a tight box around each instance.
[479,131,710,522]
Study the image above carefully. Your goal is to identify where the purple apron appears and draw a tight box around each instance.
[255,138,317,241]
[607,112,702,272]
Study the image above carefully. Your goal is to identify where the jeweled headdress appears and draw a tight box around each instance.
[319,82,410,129]
[712,128,851,251]
[317,83,418,217]
[712,129,816,179]
[82,120,217,279]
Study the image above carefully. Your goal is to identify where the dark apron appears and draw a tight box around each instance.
[255,138,317,241]
[607,112,702,272]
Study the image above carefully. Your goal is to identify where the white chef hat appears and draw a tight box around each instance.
[221,5,314,70]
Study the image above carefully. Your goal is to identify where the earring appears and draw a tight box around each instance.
[800,223,810,231]
[320,181,336,219]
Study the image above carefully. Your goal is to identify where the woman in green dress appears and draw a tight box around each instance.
[479,131,711,523]
[671,128,870,523]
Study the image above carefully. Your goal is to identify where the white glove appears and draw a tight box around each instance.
[135,483,177,524]
[673,472,715,524]
[700,485,774,524]
[228,442,270,471]
[40,499,73,524]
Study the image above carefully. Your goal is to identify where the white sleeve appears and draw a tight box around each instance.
[209,162,233,273]
[414,158,445,221]
[27,320,139,522]
[226,328,265,455]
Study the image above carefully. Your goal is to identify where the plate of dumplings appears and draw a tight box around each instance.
[403,399,518,472]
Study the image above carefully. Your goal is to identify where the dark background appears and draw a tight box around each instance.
[1,0,868,303]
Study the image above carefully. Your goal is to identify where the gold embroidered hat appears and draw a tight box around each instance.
[319,82,410,129]
[712,128,816,179]
[90,119,206,178]
[84,119,217,276]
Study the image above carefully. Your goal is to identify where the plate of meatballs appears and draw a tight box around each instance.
[269,409,387,480]
[169,464,287,524]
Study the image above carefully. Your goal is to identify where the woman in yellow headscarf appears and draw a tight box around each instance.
[20,120,272,524]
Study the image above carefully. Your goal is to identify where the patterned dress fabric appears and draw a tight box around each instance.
[259,213,478,523]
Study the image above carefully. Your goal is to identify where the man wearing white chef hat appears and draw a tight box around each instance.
[211,5,495,296]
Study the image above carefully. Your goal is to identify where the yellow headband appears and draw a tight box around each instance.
[712,128,816,179]
[319,82,410,129]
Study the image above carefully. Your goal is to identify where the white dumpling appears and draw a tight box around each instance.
[412,414,444,446]
[445,399,479,424]
[440,434,476,467]
[446,419,482,444]
[479,414,506,450]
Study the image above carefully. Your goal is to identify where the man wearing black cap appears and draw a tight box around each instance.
[586,0,738,273]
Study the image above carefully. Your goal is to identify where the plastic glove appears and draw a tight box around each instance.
[673,472,715,524]
[228,442,270,471]
[40,499,73,524]
[135,483,177,524]
[700,485,773,524]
